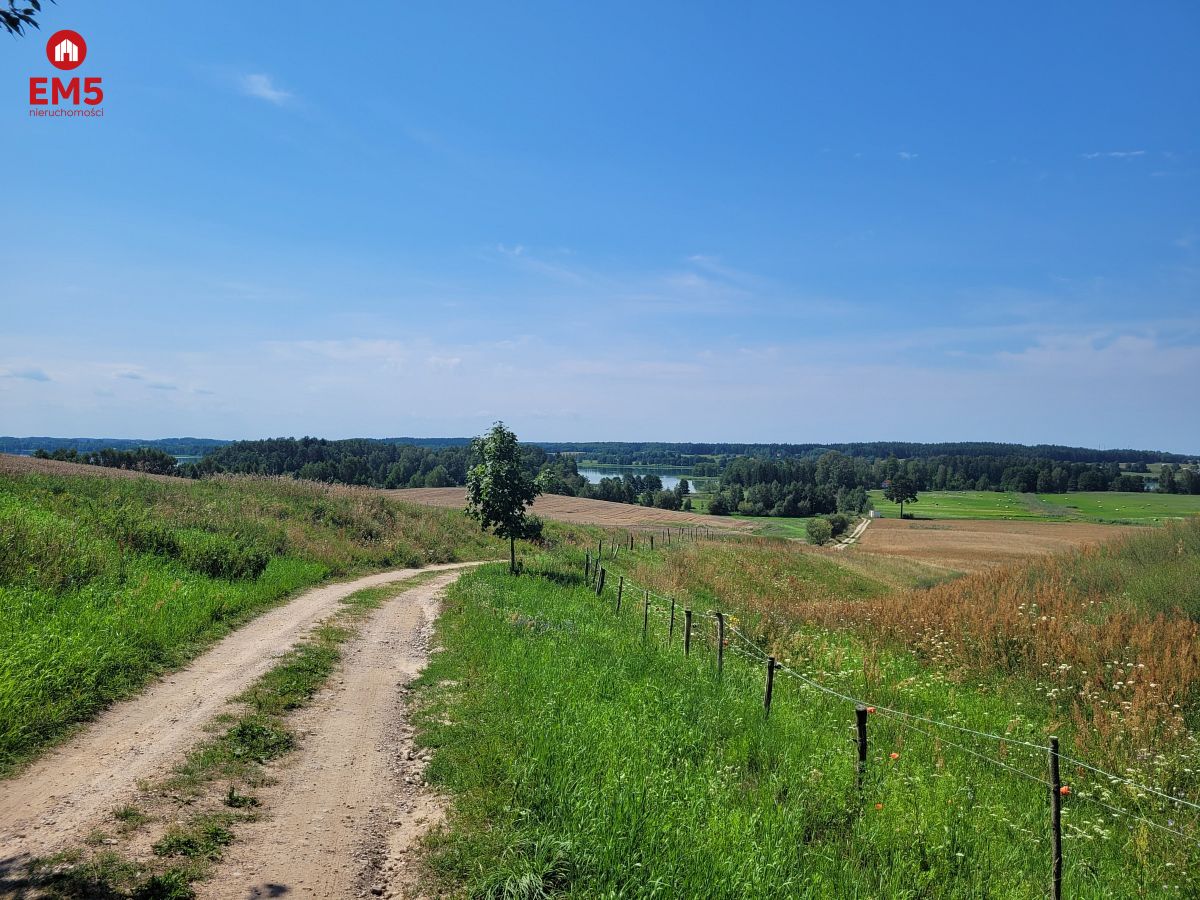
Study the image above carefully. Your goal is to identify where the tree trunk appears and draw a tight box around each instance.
[509,536,516,574]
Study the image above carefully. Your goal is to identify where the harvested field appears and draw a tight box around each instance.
[852,517,1135,572]
[387,487,754,531]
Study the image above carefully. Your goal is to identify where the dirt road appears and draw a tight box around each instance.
[198,570,459,900]
[0,562,482,871]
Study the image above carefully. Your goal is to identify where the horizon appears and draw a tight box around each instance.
[2,3,1198,448]
[3,432,1196,457]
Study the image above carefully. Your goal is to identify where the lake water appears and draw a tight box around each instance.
[578,466,714,491]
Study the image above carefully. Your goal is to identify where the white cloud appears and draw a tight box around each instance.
[898,151,918,160]
[239,73,293,106]
[1081,150,1145,159]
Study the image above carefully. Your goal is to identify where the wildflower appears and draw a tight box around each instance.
[1059,785,1071,796]
[890,752,900,760]
[866,706,876,714]
[875,803,884,810]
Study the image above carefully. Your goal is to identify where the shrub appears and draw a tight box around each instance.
[175,530,270,580]
[806,518,833,545]
[826,513,851,537]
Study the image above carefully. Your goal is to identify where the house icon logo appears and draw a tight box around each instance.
[46,29,87,71]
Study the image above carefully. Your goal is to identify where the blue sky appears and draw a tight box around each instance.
[1,2,1197,451]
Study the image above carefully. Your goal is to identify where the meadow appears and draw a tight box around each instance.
[413,553,1197,898]
[0,468,502,773]
[868,489,1200,524]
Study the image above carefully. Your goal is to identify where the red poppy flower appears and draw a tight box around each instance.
[1059,785,1071,796]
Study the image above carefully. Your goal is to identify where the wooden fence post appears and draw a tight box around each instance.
[1049,736,1063,900]
[764,656,777,718]
[669,598,676,642]
[596,568,606,596]
[684,610,693,656]
[642,591,649,638]
[856,706,868,790]
[716,612,725,677]
[617,576,624,613]
[629,531,634,551]
[585,550,590,580]
[650,535,655,552]
[598,539,603,560]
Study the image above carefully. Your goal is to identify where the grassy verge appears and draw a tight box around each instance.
[414,561,1195,898]
[21,575,441,900]
[0,470,503,774]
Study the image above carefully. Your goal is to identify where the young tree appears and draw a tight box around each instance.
[883,476,919,518]
[466,422,542,574]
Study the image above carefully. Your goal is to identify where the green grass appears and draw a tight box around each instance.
[730,514,812,539]
[0,470,503,774]
[868,489,1200,524]
[1037,492,1200,524]
[413,561,1195,898]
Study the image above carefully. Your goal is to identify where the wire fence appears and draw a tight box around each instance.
[573,526,1198,897]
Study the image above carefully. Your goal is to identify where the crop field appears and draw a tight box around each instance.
[0,461,503,773]
[390,486,754,531]
[852,518,1136,572]
[869,489,1200,524]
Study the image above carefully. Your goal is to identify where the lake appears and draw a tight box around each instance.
[577,466,716,491]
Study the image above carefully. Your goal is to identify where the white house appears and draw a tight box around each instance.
[54,38,79,64]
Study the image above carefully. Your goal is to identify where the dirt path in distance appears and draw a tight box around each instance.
[0,562,482,871]
[198,570,461,900]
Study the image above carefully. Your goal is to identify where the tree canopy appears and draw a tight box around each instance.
[466,423,542,574]
[2,0,50,36]
[883,476,919,517]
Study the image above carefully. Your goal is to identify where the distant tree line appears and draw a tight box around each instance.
[534,440,1194,468]
[1158,464,1200,495]
[704,451,1196,518]
[4,436,227,457]
[32,446,180,476]
[180,437,549,488]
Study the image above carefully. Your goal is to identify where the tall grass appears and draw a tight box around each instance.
[0,470,503,773]
[773,521,1200,768]
[615,525,1200,767]
[415,562,1195,898]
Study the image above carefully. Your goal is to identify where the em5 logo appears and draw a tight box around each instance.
[29,29,105,115]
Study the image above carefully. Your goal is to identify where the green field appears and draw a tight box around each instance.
[868,489,1200,523]
[730,513,812,539]
[0,470,503,773]
[413,552,1196,898]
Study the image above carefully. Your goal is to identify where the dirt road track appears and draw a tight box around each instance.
[198,570,460,900]
[0,562,483,872]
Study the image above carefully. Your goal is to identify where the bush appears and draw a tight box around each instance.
[175,530,271,580]
[806,518,833,545]
[826,513,851,537]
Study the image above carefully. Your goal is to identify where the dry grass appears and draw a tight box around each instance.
[854,517,1136,572]
[0,453,180,482]
[790,520,1200,764]
[389,487,754,531]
